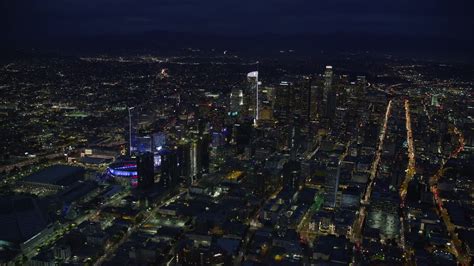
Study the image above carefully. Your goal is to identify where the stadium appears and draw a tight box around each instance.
[106,161,138,187]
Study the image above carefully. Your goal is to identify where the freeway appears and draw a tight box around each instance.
[352,99,393,243]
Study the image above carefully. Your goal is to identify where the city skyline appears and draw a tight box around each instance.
[1,1,473,265]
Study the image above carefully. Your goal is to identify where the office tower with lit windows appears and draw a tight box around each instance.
[257,86,274,122]
[274,78,312,132]
[188,135,210,183]
[431,94,440,107]
[309,81,320,122]
[274,81,292,123]
[246,71,259,125]
[128,107,139,155]
[324,162,340,208]
[136,136,152,153]
[152,132,166,151]
[189,140,199,184]
[356,75,366,89]
[323,66,333,100]
[292,77,312,127]
[323,66,336,122]
[229,87,244,118]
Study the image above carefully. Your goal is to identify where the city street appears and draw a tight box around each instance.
[352,99,393,243]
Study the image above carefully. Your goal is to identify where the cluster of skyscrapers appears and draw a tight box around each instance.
[230,66,338,129]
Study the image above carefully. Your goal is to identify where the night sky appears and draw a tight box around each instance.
[2,0,473,54]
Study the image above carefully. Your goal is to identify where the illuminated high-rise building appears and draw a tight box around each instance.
[152,132,166,151]
[190,141,199,183]
[356,75,366,87]
[136,136,152,153]
[128,107,139,155]
[431,94,440,107]
[309,83,320,121]
[211,131,225,148]
[354,75,367,97]
[292,77,312,125]
[323,66,336,121]
[324,162,340,208]
[246,71,259,125]
[274,81,291,123]
[189,135,210,184]
[323,66,333,98]
[229,87,244,118]
[258,86,274,122]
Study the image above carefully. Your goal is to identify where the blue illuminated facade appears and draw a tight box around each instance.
[107,162,138,187]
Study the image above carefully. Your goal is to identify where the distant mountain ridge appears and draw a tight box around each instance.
[2,31,473,62]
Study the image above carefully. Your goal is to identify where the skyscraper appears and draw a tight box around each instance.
[247,71,259,125]
[231,122,253,147]
[136,136,152,153]
[190,140,200,184]
[323,66,336,121]
[160,150,179,188]
[282,160,302,194]
[152,132,166,151]
[274,81,291,123]
[189,135,210,184]
[136,152,155,189]
[229,87,244,118]
[290,78,311,122]
[327,89,337,121]
[200,134,211,175]
[323,66,333,98]
[309,83,320,122]
[128,107,139,155]
[431,94,440,107]
[253,85,274,123]
[177,141,191,182]
[356,75,366,88]
[324,162,340,208]
[253,163,267,197]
